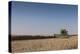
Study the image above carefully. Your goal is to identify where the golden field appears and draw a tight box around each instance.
[11,36,78,53]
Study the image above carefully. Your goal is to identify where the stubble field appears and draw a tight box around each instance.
[11,36,78,53]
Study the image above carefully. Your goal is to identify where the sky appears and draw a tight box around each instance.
[11,1,78,35]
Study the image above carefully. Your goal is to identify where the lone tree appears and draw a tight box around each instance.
[60,29,68,36]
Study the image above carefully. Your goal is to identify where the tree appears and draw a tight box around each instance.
[60,29,68,36]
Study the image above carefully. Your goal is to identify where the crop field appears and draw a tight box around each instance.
[11,36,78,53]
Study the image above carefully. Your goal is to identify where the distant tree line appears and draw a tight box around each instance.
[11,29,69,41]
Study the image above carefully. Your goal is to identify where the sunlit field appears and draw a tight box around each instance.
[11,36,77,53]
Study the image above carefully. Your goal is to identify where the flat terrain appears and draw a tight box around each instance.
[11,36,78,53]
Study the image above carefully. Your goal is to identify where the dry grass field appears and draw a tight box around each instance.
[11,36,78,53]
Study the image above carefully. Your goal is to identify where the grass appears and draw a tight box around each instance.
[11,36,78,53]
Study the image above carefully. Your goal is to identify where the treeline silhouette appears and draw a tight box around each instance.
[11,34,77,41]
[11,35,55,41]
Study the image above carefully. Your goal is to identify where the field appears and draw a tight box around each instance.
[11,36,78,53]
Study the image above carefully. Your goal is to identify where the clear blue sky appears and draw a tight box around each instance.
[11,1,78,35]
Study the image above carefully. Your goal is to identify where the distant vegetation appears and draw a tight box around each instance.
[60,29,68,36]
[54,29,69,38]
[11,29,77,41]
[11,35,55,41]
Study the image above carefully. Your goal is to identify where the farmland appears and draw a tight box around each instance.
[11,35,78,53]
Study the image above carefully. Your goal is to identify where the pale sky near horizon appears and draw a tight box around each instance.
[11,1,78,35]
